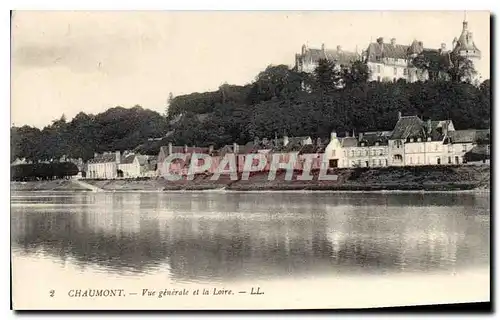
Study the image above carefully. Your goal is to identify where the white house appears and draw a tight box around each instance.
[87,151,120,179]
[324,112,489,168]
[324,131,390,168]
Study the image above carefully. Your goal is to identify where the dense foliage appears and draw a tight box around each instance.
[11,162,79,181]
[11,106,169,162]
[12,59,490,162]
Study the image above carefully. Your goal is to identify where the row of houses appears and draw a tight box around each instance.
[87,151,157,179]
[44,112,488,179]
[325,113,490,168]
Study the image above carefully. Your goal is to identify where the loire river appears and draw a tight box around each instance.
[11,191,490,309]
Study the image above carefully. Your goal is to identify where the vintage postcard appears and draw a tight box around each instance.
[10,10,491,310]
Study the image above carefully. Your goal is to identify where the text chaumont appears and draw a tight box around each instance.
[68,289,126,297]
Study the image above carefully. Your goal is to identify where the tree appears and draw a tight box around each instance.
[448,54,477,84]
[342,60,370,88]
[313,59,342,93]
[166,92,174,115]
[247,65,304,104]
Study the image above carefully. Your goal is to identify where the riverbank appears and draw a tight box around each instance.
[11,165,490,192]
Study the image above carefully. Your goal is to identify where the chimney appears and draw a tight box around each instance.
[358,132,363,142]
[452,37,458,48]
[398,111,402,120]
[330,132,337,140]
[209,145,214,154]
[184,145,188,153]
[336,45,342,52]
[376,37,384,44]
[390,38,396,45]
[283,135,289,146]
[115,151,121,164]
[168,142,173,155]
[345,131,349,138]
[301,44,307,55]
[427,119,432,134]
[321,43,325,52]
[94,152,98,158]
[254,136,260,145]
[232,142,239,154]
[440,43,446,51]
[316,137,322,146]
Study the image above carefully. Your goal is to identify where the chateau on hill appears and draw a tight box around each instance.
[294,18,481,84]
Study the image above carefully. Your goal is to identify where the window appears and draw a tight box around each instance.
[332,149,336,157]
[377,76,381,82]
[351,150,354,157]
[371,149,376,156]
[373,159,377,166]
[403,68,408,75]
[394,67,397,75]
[409,157,413,164]
[462,144,467,152]
[410,138,414,142]
[427,137,431,141]
[375,142,379,146]
[437,157,441,165]
[396,140,402,148]
[435,144,439,151]
[357,150,361,157]
[377,65,381,73]
[455,156,460,164]
[448,157,452,164]
[365,150,369,156]
[417,138,421,142]
[379,149,383,156]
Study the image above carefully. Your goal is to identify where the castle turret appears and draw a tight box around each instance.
[452,16,481,83]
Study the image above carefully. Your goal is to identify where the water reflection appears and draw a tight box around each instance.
[11,192,490,283]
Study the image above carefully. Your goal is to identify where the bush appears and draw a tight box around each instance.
[11,162,79,181]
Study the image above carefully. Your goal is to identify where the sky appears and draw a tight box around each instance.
[11,11,490,128]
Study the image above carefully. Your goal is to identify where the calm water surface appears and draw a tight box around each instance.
[11,191,490,284]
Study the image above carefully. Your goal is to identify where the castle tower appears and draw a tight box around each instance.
[452,15,481,83]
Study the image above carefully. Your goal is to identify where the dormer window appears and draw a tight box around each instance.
[427,137,431,141]
[361,143,365,147]
[410,138,414,142]
[417,138,421,142]
[375,142,379,146]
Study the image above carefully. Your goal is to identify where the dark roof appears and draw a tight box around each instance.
[365,40,446,63]
[359,131,392,146]
[159,145,209,155]
[299,47,361,66]
[340,137,359,148]
[448,129,490,144]
[88,154,117,164]
[390,116,425,140]
[453,23,481,54]
[366,42,410,62]
[121,154,136,164]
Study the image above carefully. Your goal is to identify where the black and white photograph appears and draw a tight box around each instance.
[9,10,491,310]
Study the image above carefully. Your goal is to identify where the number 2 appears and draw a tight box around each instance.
[49,290,55,297]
